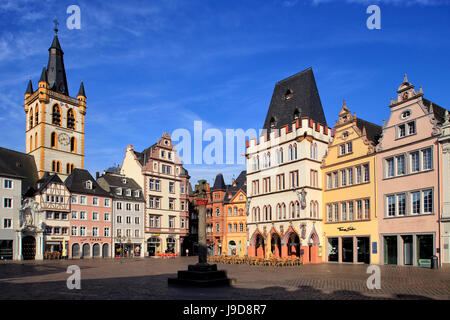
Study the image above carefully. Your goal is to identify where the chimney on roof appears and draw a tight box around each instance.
[96,171,100,179]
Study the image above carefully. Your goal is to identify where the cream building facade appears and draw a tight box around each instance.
[121,133,190,256]
[246,68,332,263]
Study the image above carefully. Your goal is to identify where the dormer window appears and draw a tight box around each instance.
[126,189,131,196]
[122,178,127,184]
[134,190,140,197]
[270,117,276,129]
[285,89,293,100]
[85,181,93,190]
[116,188,122,195]
[342,131,349,139]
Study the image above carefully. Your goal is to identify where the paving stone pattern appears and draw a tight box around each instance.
[0,257,449,300]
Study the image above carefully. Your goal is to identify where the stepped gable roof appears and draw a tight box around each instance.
[64,168,110,197]
[0,147,38,195]
[263,67,327,131]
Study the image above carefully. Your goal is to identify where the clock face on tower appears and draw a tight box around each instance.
[58,133,70,146]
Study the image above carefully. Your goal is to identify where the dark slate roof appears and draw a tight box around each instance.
[423,98,448,124]
[25,80,33,95]
[97,172,144,202]
[35,172,64,194]
[39,66,48,83]
[263,68,327,130]
[77,81,86,97]
[356,118,382,145]
[0,147,38,195]
[223,170,247,204]
[133,145,155,166]
[64,168,111,196]
[47,34,69,96]
[212,173,226,190]
[104,166,120,174]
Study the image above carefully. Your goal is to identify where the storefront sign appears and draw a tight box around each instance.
[337,226,355,232]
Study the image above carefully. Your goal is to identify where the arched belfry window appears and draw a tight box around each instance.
[51,132,57,148]
[35,107,39,125]
[29,108,34,129]
[67,109,75,129]
[285,89,293,100]
[70,137,76,152]
[52,105,61,126]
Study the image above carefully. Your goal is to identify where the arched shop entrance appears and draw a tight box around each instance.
[22,236,36,260]
[147,237,160,257]
[271,233,282,258]
[71,243,80,258]
[81,243,90,258]
[92,243,101,258]
[102,243,110,258]
[286,232,301,257]
[228,240,237,255]
[255,234,265,258]
[166,237,175,253]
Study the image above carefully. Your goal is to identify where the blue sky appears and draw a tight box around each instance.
[0,0,449,186]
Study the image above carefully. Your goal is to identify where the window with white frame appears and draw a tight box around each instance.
[104,198,111,207]
[348,168,353,185]
[135,216,139,224]
[363,164,369,182]
[92,227,99,237]
[117,202,122,210]
[126,203,131,211]
[93,197,99,206]
[80,226,86,236]
[104,227,110,237]
[3,198,12,208]
[71,226,77,236]
[411,151,420,173]
[126,216,131,224]
[80,211,87,220]
[169,216,175,229]
[422,148,432,170]
[4,179,12,189]
[117,215,122,224]
[71,195,77,204]
[135,203,140,211]
[341,202,347,221]
[80,196,87,204]
[71,211,77,219]
[3,218,12,229]
[104,213,110,221]
[92,212,99,221]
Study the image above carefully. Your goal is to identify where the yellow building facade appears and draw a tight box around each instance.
[321,102,382,264]
[223,187,247,257]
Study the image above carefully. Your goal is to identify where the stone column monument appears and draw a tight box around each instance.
[168,180,231,287]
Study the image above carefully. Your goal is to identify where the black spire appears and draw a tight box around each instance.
[47,22,69,96]
[77,81,86,97]
[39,66,48,83]
[25,79,33,95]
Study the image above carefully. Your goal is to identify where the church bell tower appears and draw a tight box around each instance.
[24,22,87,180]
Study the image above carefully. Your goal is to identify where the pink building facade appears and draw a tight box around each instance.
[65,169,113,258]
[376,76,447,267]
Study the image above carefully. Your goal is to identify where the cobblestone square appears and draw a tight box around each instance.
[0,257,449,300]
